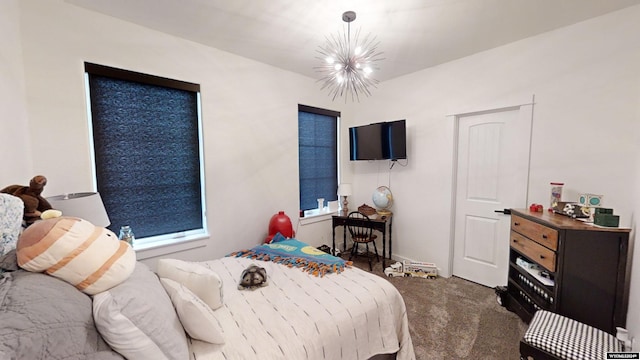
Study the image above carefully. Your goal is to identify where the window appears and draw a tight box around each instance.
[298,105,339,212]
[85,63,206,249]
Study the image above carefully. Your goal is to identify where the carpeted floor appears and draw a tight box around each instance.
[351,256,528,360]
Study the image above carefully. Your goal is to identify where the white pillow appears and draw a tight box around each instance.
[160,277,225,344]
[156,258,223,310]
[93,262,189,360]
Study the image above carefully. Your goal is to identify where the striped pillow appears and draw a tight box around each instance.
[16,216,136,295]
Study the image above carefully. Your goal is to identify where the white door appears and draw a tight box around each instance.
[452,105,532,287]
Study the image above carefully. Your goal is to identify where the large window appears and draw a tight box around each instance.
[298,105,339,212]
[85,63,206,248]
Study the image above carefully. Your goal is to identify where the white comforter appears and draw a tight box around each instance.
[188,257,415,360]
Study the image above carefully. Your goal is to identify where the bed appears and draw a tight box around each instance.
[0,206,415,360]
[187,256,415,360]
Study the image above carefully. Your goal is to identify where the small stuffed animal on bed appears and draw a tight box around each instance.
[238,264,268,290]
[1,175,53,225]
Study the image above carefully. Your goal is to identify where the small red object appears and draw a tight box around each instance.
[265,211,295,243]
[529,204,544,212]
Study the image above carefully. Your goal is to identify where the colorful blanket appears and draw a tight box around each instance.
[228,236,351,277]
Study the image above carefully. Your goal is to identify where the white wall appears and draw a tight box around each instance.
[11,0,351,264]
[627,71,640,348]
[350,4,640,340]
[0,0,33,185]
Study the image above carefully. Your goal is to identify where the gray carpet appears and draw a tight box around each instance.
[351,257,528,360]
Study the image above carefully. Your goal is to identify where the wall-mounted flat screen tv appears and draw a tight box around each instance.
[349,119,406,161]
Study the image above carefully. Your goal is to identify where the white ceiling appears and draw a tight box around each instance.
[65,0,640,82]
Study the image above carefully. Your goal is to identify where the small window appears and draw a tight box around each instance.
[298,105,340,212]
[85,63,207,248]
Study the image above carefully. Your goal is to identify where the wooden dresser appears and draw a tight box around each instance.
[506,209,630,334]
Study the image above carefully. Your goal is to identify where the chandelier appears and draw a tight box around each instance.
[315,11,383,102]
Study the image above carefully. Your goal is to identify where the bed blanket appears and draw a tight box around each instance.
[228,238,351,277]
[188,257,415,360]
[0,270,122,359]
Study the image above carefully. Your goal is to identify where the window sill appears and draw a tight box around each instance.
[133,234,209,260]
[300,209,339,225]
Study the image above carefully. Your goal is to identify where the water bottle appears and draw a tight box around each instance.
[118,225,135,246]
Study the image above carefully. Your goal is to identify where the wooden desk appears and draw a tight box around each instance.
[332,213,393,269]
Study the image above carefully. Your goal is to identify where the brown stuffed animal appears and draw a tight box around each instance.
[1,175,53,225]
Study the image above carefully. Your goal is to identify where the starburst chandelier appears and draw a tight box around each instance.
[315,11,383,102]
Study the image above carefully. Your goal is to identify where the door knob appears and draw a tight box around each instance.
[494,209,511,215]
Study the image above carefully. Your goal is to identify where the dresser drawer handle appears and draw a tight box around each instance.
[512,239,518,243]
[539,255,545,259]
[514,222,520,226]
[542,234,548,239]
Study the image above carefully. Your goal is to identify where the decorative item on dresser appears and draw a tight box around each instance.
[505,209,629,334]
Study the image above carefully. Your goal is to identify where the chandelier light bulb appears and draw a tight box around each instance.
[314,10,384,102]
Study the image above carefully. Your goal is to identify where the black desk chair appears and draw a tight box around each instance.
[347,211,380,271]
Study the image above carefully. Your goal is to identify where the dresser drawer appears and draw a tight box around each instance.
[511,215,558,250]
[510,231,556,272]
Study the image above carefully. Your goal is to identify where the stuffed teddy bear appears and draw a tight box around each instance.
[1,175,53,225]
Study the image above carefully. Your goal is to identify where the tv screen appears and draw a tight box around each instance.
[349,123,384,160]
[349,119,406,161]
[382,120,407,160]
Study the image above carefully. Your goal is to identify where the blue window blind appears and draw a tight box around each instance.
[85,63,204,239]
[298,105,339,211]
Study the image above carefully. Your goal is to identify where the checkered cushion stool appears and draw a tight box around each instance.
[520,310,623,360]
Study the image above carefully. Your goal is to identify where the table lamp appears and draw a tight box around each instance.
[337,183,352,215]
[47,192,111,227]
